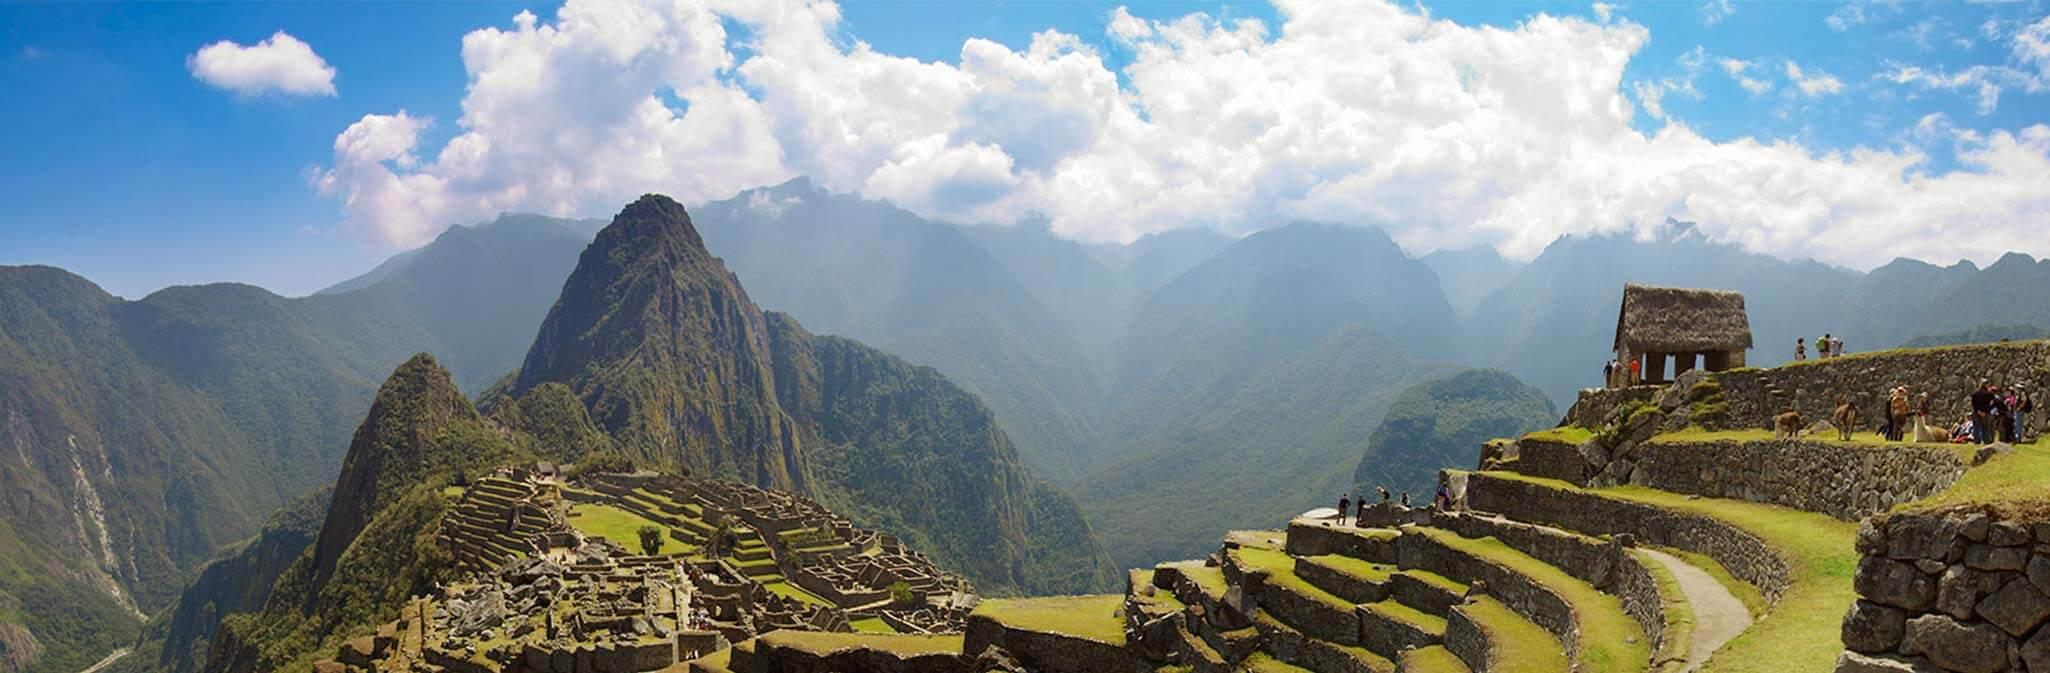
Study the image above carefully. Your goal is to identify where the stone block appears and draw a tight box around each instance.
[2021,623,2050,673]
[1842,601,1907,654]
[1968,545,2030,572]
[1834,651,1937,673]
[2029,555,2050,596]
[1889,516,1965,562]
[1992,522,2033,547]
[1938,566,1981,620]
[1859,557,1938,611]
[1903,614,2012,673]
[1979,577,2050,637]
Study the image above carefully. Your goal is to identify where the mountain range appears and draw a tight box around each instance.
[3,178,2047,673]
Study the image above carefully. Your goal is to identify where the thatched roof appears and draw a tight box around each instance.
[1613,284,1753,353]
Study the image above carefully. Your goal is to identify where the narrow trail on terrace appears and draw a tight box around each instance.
[1638,548,1754,672]
[78,647,132,673]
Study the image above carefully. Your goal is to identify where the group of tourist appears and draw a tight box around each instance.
[1795,334,1847,361]
[1601,358,1641,388]
[1332,482,1454,526]
[1956,381,2033,444]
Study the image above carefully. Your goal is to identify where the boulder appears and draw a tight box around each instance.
[1842,601,1907,654]
[1977,577,2050,637]
[1903,614,2011,673]
[1937,566,1981,620]
[1858,557,1938,611]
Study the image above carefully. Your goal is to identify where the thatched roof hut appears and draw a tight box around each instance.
[1612,284,1753,354]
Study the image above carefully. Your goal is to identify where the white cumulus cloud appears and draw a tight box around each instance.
[312,0,2050,272]
[1785,61,1844,97]
[188,31,337,97]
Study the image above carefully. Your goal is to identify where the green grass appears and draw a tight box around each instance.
[1522,426,1597,445]
[1399,568,1466,594]
[1160,560,1229,601]
[1129,570,1187,613]
[689,647,735,673]
[1776,339,2049,369]
[971,595,1127,645]
[1301,554,1396,584]
[1365,599,1447,633]
[1904,440,2050,514]
[1399,645,1473,673]
[1412,528,1649,673]
[1476,470,1857,673]
[1664,547,1768,618]
[566,501,676,552]
[1231,547,1352,610]
[758,630,964,656]
[1646,427,1927,449]
[1243,652,1315,672]
[762,580,833,607]
[1632,549,1697,668]
[1460,597,1569,673]
[848,616,897,634]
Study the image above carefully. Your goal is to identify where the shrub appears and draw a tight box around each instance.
[888,581,917,608]
[637,525,663,556]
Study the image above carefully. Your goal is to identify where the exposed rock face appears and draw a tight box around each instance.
[1836,508,2050,673]
[513,194,804,490]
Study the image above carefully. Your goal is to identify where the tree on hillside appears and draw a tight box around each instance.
[637,525,663,556]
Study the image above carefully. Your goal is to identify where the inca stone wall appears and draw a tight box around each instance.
[1631,439,1968,521]
[1837,507,2050,673]
[1463,472,1790,604]
[1432,513,1670,658]
[1562,387,1660,429]
[1711,341,2050,432]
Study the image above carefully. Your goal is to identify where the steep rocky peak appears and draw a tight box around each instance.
[598,193,709,256]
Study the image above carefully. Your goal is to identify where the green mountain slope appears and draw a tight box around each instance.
[510,194,1114,594]
[1351,369,1556,498]
[204,355,521,673]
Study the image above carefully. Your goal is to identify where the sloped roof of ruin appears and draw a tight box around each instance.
[1612,283,1754,353]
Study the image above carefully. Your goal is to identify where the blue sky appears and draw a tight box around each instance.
[2,0,2046,298]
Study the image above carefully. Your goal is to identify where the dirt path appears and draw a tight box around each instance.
[78,647,131,673]
[1638,548,1753,672]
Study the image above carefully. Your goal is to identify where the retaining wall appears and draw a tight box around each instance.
[1632,439,1968,521]
[1712,341,2050,432]
[1431,513,1669,659]
[1462,472,1790,604]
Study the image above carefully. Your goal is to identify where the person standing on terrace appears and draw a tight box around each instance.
[1971,382,1997,444]
[1337,493,1351,526]
[1795,338,1806,361]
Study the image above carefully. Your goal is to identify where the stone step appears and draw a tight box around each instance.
[1357,599,1445,660]
[1251,612,1394,673]
[1228,548,1363,646]
[1444,598,1569,673]
[1293,555,1394,605]
[1399,527,1650,673]
[1168,623,1230,673]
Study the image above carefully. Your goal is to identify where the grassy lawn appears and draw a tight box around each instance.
[1365,599,1446,633]
[1461,597,1569,673]
[972,595,1127,645]
[1413,528,1648,673]
[1905,440,2050,514]
[1159,560,1229,602]
[848,616,897,634]
[1242,652,1314,673]
[1301,554,1396,584]
[1644,427,1965,454]
[759,630,963,656]
[1522,426,1597,445]
[566,501,681,553]
[762,579,833,607]
[1476,471,1856,673]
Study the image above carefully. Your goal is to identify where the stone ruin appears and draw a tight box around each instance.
[319,465,979,673]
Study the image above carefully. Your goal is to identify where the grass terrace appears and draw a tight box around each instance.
[1230,547,1354,612]
[1644,427,1972,455]
[761,579,832,607]
[847,616,896,634]
[1477,471,1857,673]
[971,595,1127,645]
[1521,426,1597,445]
[1242,652,1314,672]
[1398,645,1470,673]
[756,630,964,656]
[1775,338,2050,369]
[1411,528,1648,673]
[1460,597,1569,673]
[1904,440,2050,514]
[566,501,684,553]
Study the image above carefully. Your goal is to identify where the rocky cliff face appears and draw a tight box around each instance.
[512,194,805,491]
